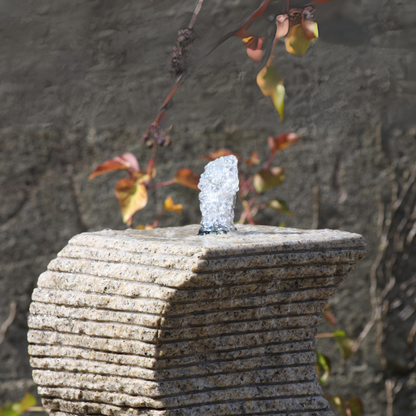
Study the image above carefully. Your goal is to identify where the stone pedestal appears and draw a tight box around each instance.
[28,224,366,416]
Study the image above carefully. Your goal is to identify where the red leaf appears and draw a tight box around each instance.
[89,152,140,179]
[302,15,319,40]
[275,14,290,41]
[174,168,200,190]
[201,149,239,162]
[245,37,265,63]
[268,132,300,154]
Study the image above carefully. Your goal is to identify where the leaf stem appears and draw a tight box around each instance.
[263,152,276,170]
[148,179,176,190]
[255,203,267,210]
[315,333,336,338]
[153,210,166,228]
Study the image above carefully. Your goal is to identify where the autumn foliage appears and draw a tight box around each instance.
[88,1,366,414]
[89,132,300,228]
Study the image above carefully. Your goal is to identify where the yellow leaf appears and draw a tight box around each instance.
[163,196,183,214]
[115,179,148,224]
[257,66,285,121]
[256,66,282,96]
[271,84,285,121]
[285,23,318,56]
[136,224,154,230]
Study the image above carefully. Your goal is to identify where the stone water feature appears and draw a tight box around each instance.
[28,157,366,416]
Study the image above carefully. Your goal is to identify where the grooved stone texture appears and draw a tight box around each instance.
[28,224,366,416]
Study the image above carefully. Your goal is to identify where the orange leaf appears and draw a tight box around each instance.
[89,152,139,179]
[201,149,239,162]
[174,169,200,190]
[163,196,183,214]
[268,132,300,154]
[115,179,148,224]
[250,152,260,165]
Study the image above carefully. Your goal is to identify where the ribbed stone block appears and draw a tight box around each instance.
[28,224,366,416]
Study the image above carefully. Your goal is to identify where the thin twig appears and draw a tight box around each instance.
[0,300,17,345]
[407,318,416,347]
[188,0,205,30]
[312,186,319,229]
[385,379,395,416]
[385,378,404,416]
[315,333,335,338]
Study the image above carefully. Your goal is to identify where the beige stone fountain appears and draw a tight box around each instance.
[28,157,366,416]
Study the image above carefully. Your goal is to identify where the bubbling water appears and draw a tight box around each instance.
[198,155,239,235]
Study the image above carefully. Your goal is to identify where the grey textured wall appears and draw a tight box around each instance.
[1,0,415,415]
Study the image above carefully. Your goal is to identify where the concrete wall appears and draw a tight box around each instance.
[1,0,415,414]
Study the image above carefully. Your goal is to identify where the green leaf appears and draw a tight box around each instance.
[0,393,37,416]
[333,330,354,361]
[253,167,285,194]
[349,397,364,416]
[316,350,331,385]
[18,394,36,413]
[267,198,293,216]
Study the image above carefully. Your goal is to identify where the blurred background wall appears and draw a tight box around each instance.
[0,0,415,414]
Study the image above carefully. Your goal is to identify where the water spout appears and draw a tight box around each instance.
[198,155,239,235]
